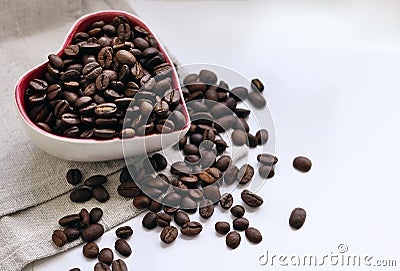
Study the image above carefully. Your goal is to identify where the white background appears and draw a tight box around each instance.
[27,0,400,270]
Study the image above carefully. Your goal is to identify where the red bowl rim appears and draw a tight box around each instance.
[15,10,190,144]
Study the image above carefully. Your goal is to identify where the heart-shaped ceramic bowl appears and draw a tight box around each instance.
[15,10,190,162]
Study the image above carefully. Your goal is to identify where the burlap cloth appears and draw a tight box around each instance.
[0,1,248,270]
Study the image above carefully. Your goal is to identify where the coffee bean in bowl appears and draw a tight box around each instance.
[15,11,190,161]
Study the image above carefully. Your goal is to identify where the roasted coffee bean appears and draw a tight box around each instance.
[181,196,198,213]
[233,217,249,231]
[293,156,312,172]
[142,211,157,229]
[241,189,263,207]
[234,118,250,133]
[163,192,181,207]
[94,128,117,139]
[79,208,90,227]
[199,151,216,169]
[184,154,200,164]
[66,168,82,185]
[133,195,151,209]
[115,239,132,257]
[230,205,245,218]
[82,223,105,242]
[98,248,114,265]
[94,262,111,271]
[251,78,264,92]
[248,91,266,108]
[215,139,228,154]
[257,153,278,165]
[64,45,80,57]
[183,144,199,155]
[234,108,251,118]
[48,54,64,70]
[245,227,262,243]
[59,214,81,227]
[238,164,254,184]
[199,69,217,84]
[63,227,80,242]
[98,47,113,68]
[220,193,233,209]
[52,230,67,247]
[152,153,167,171]
[173,210,190,227]
[230,86,248,100]
[203,184,221,202]
[82,62,102,81]
[289,208,307,230]
[116,226,133,239]
[163,206,179,215]
[259,165,275,179]
[189,188,204,201]
[224,165,239,185]
[226,231,241,249]
[83,242,99,259]
[247,133,258,147]
[61,113,80,126]
[215,155,231,172]
[190,133,203,146]
[171,161,191,175]
[112,259,128,271]
[90,207,103,223]
[181,221,203,236]
[156,212,171,227]
[93,186,110,203]
[84,174,107,187]
[255,129,269,145]
[199,199,214,219]
[118,182,141,198]
[198,167,222,185]
[160,226,178,243]
[231,129,247,146]
[120,166,136,183]
[215,221,230,235]
[149,199,163,213]
[75,96,92,108]
[95,103,117,117]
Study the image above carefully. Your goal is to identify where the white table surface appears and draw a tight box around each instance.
[26,1,400,270]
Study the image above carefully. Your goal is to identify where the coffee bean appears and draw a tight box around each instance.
[259,165,275,179]
[183,144,199,155]
[231,129,247,146]
[199,69,217,84]
[118,182,141,198]
[215,155,231,172]
[230,86,248,101]
[59,214,81,227]
[152,153,167,171]
[149,199,163,213]
[224,165,239,185]
[82,223,104,242]
[156,212,171,227]
[120,166,136,183]
[160,226,178,243]
[63,227,80,242]
[199,151,216,168]
[69,268,81,271]
[203,184,221,203]
[133,195,151,209]
[198,167,222,185]
[115,239,132,257]
[112,259,128,271]
[289,208,307,230]
[116,226,133,239]
[95,103,117,117]
[90,207,103,223]
[220,193,233,209]
[98,248,114,265]
[230,205,245,218]
[52,230,67,247]
[142,211,157,229]
[293,156,312,172]
[79,208,90,227]
[94,262,111,271]
[233,217,249,231]
[173,210,190,227]
[64,45,80,57]
[226,231,241,249]
[241,189,263,207]
[238,164,254,184]
[66,169,82,185]
[181,221,203,236]
[162,192,181,207]
[83,242,99,259]
[215,221,230,235]
[247,133,258,147]
[215,139,227,154]
[255,129,269,145]
[251,78,264,92]
[257,153,278,165]
[93,186,110,203]
[170,161,191,175]
[248,92,266,108]
[234,108,251,118]
[84,174,107,187]
[245,227,262,243]
[48,54,64,70]
[199,199,214,219]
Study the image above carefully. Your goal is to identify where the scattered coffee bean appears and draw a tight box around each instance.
[230,205,245,218]
[160,226,178,243]
[94,262,111,271]
[257,153,278,165]
[66,168,82,185]
[215,155,231,172]
[116,226,133,239]
[259,165,275,179]
[215,222,230,235]
[241,189,263,207]
[83,242,99,259]
[93,185,110,202]
[156,212,171,227]
[70,187,93,203]
[142,211,157,229]
[63,227,80,242]
[245,227,262,243]
[181,221,203,236]
[98,248,114,265]
[231,129,247,146]
[251,78,264,92]
[112,259,128,271]
[248,92,266,108]
[133,195,151,209]
[79,208,90,227]
[226,231,241,249]
[84,174,107,187]
[82,223,104,242]
[90,207,103,223]
[293,156,312,172]
[173,210,190,227]
[238,164,254,184]
[289,208,307,230]
[52,230,67,247]
[199,199,214,219]
[233,217,249,231]
[230,86,248,101]
[255,129,269,145]
[115,239,132,257]
[118,182,141,198]
[220,193,233,209]
[59,214,81,227]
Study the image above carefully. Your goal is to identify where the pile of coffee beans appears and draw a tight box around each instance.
[24,15,185,139]
[67,169,110,203]
[52,207,104,247]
